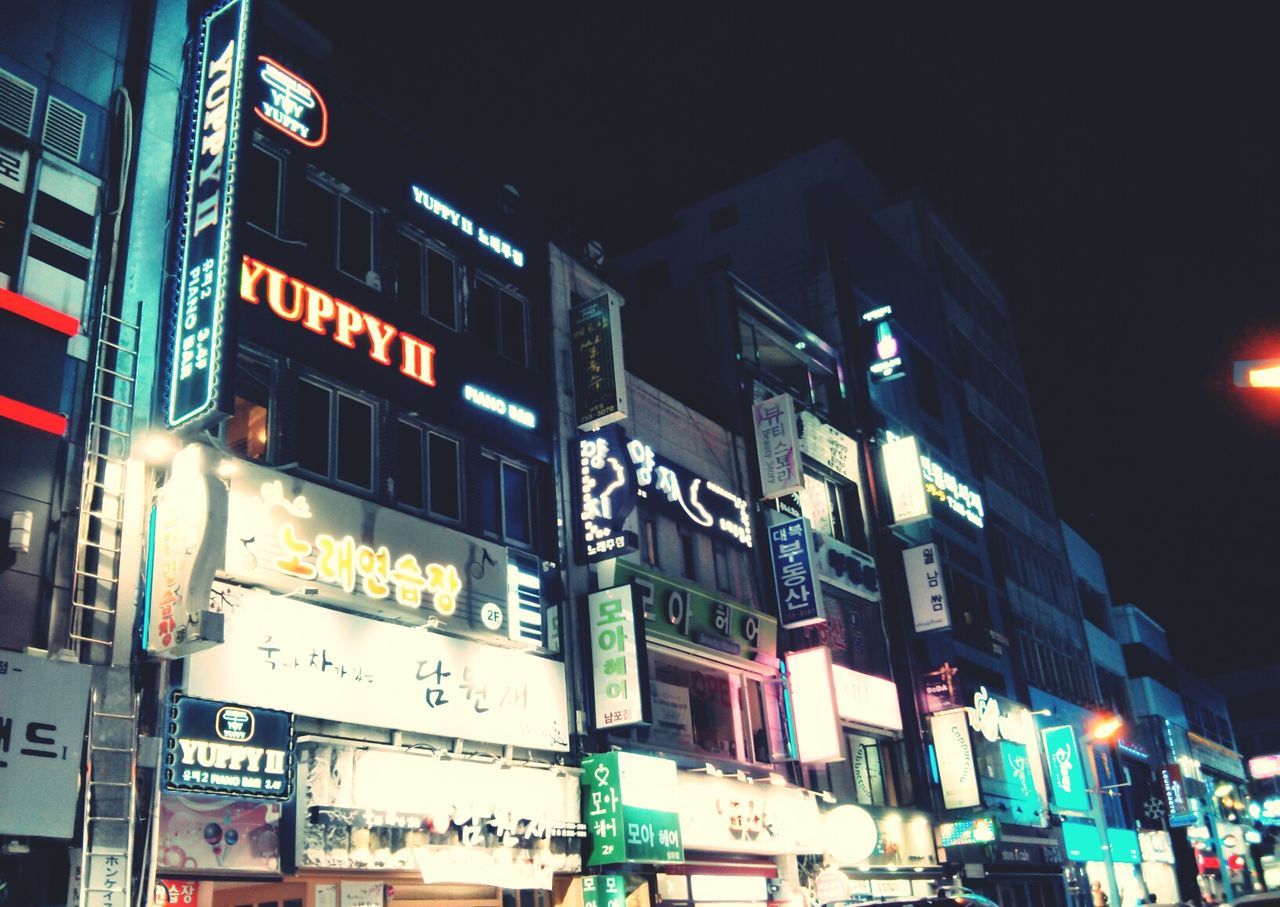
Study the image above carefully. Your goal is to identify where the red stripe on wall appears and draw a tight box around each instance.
[0,287,80,336]
[0,394,68,435]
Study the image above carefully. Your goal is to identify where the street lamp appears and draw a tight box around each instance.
[1084,715,1124,907]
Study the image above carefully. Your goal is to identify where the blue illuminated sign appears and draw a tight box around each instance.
[767,514,825,629]
[410,185,524,268]
[463,383,537,429]
[166,0,251,429]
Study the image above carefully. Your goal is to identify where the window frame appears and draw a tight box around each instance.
[479,450,534,549]
[396,227,460,330]
[470,273,529,366]
[244,139,284,237]
[336,192,376,285]
[294,372,378,494]
[393,416,463,524]
[221,348,277,463]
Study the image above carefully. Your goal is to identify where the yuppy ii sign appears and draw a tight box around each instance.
[166,0,250,429]
[164,694,294,800]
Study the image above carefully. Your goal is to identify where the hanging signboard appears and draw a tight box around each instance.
[674,771,822,856]
[903,543,952,633]
[767,513,826,629]
[753,394,804,499]
[576,425,638,563]
[786,648,844,764]
[571,293,628,431]
[797,411,860,485]
[582,876,628,907]
[165,0,251,429]
[0,652,91,838]
[1159,764,1194,826]
[930,708,981,810]
[811,533,880,601]
[163,694,294,800]
[587,584,650,731]
[881,436,929,524]
[1042,725,1090,813]
[582,751,683,865]
[832,665,903,734]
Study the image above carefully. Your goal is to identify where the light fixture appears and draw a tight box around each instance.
[280,586,319,599]
[216,458,239,479]
[820,791,836,804]
[1089,715,1124,741]
[8,510,33,552]
[137,431,179,464]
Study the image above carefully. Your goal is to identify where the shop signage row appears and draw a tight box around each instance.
[186,591,570,751]
[587,584,650,731]
[582,751,684,866]
[571,293,628,432]
[163,694,294,800]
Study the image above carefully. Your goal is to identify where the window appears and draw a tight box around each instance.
[428,432,461,520]
[641,509,659,567]
[799,471,866,549]
[338,195,373,282]
[301,179,334,263]
[395,423,462,520]
[396,231,457,328]
[243,143,282,235]
[224,355,272,461]
[913,349,943,422]
[478,453,532,545]
[470,277,527,366]
[679,525,696,580]
[712,541,732,594]
[294,377,374,490]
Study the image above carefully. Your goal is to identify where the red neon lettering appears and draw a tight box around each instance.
[241,257,302,321]
[301,285,335,335]
[333,299,366,349]
[399,333,437,386]
[363,312,398,365]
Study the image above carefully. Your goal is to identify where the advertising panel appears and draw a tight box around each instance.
[252,55,327,147]
[628,437,753,549]
[166,0,251,429]
[831,665,903,734]
[157,794,282,874]
[767,514,826,629]
[0,652,91,838]
[811,532,880,601]
[582,751,683,865]
[930,708,980,810]
[588,584,649,731]
[797,410,860,484]
[1158,764,1194,826]
[674,771,822,856]
[753,394,804,499]
[1250,753,1280,780]
[571,293,628,431]
[864,307,905,383]
[882,436,929,524]
[903,543,952,633]
[1042,725,1090,813]
[164,694,294,800]
[1061,820,1105,862]
[185,591,570,751]
[576,425,638,563]
[786,648,844,764]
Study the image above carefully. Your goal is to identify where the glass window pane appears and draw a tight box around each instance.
[428,432,460,520]
[426,248,456,329]
[301,180,333,263]
[713,542,731,593]
[243,145,280,234]
[296,380,330,475]
[338,196,372,279]
[227,360,270,461]
[395,234,423,313]
[336,394,372,488]
[499,290,526,365]
[502,462,530,544]
[396,422,424,509]
[470,280,498,348]
[476,455,501,536]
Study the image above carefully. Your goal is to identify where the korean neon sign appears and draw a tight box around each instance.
[885,431,985,529]
[411,184,525,268]
[627,439,753,548]
[240,255,437,386]
[253,56,327,147]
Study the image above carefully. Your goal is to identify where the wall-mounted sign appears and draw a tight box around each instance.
[965,686,1033,746]
[605,560,777,663]
[767,514,826,629]
[253,55,327,147]
[145,444,227,658]
[1042,725,1090,813]
[938,817,997,848]
[1250,753,1280,780]
[576,426,638,563]
[811,533,879,601]
[753,394,804,499]
[411,184,524,268]
[0,653,90,838]
[903,543,952,633]
[166,0,250,429]
[786,647,844,764]
[297,743,581,881]
[463,383,537,429]
[920,450,985,529]
[588,584,650,731]
[922,663,959,714]
[882,436,929,524]
[583,876,627,907]
[674,771,822,856]
[1108,827,1141,864]
[158,793,281,874]
[220,454,510,636]
[1188,731,1246,781]
[164,694,293,800]
[240,255,437,386]
[1061,820,1104,862]
[797,411,860,485]
[832,665,903,734]
[868,319,905,383]
[583,751,683,865]
[628,438,753,548]
[572,293,627,431]
[186,591,570,751]
[930,708,980,809]
[1158,764,1193,826]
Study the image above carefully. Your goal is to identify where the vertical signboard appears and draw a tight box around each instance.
[571,293,628,431]
[166,0,251,428]
[753,394,804,499]
[767,514,825,629]
[903,543,951,633]
[1159,764,1194,826]
[576,425,638,563]
[785,648,844,764]
[882,436,929,524]
[587,584,649,731]
[1042,725,1090,813]
[582,876,627,907]
[582,751,683,865]
[930,708,980,809]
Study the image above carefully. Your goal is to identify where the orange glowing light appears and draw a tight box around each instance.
[1248,365,1280,387]
[1089,716,1124,741]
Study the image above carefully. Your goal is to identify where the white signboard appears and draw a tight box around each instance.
[753,394,804,499]
[903,543,952,633]
[832,665,903,734]
[786,648,843,764]
[0,652,91,837]
[675,772,822,856]
[588,584,647,730]
[798,411,860,485]
[930,708,980,809]
[186,591,570,751]
[882,436,929,524]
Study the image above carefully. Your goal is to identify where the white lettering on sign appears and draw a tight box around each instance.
[463,383,537,429]
[176,738,286,775]
[410,184,525,268]
[193,40,236,237]
[254,56,327,147]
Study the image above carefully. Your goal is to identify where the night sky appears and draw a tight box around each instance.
[288,4,1280,675]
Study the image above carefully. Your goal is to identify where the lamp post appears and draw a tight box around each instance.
[1085,716,1124,907]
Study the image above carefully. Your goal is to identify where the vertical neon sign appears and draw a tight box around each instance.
[166,0,251,428]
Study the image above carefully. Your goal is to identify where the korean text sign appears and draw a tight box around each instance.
[577,425,638,563]
[903,543,951,633]
[164,694,294,800]
[582,876,627,907]
[767,514,826,629]
[588,584,649,731]
[582,751,684,865]
[753,394,803,499]
[571,293,628,431]
[0,652,91,837]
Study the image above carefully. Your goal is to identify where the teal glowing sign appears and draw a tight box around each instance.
[1062,820,1104,862]
[939,817,997,847]
[1042,725,1090,813]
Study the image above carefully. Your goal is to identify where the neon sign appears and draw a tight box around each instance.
[577,426,638,563]
[240,255,437,386]
[464,383,536,429]
[885,431,985,529]
[254,56,327,148]
[167,0,250,428]
[410,185,525,268]
[863,305,904,383]
[627,439,753,548]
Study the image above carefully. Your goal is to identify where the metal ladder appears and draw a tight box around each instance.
[67,306,140,663]
[78,681,139,907]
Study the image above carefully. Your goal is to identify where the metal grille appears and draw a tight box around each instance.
[42,96,86,163]
[0,67,37,137]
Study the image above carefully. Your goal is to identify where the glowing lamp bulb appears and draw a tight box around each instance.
[1248,365,1280,387]
[1089,716,1124,740]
